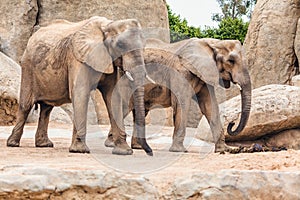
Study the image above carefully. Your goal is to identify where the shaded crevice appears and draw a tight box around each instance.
[32,0,41,34]
[295,56,299,75]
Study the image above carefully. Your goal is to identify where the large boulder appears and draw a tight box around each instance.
[244,0,300,89]
[197,84,300,144]
[0,52,72,125]
[0,52,21,125]
[223,84,300,141]
[0,0,38,62]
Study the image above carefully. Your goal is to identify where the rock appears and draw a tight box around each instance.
[0,52,73,125]
[168,170,300,199]
[1,165,300,199]
[264,129,300,150]
[0,166,158,199]
[0,0,38,62]
[0,0,169,62]
[244,0,300,89]
[0,52,21,126]
[292,75,300,87]
[38,0,169,42]
[223,84,300,142]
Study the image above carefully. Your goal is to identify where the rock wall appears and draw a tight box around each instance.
[244,0,300,89]
[1,167,299,199]
[0,0,169,62]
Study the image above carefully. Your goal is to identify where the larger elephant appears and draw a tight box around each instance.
[7,16,152,155]
[104,38,252,153]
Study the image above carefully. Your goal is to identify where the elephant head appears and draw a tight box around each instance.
[207,39,251,136]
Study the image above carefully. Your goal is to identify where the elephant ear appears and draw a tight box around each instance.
[72,17,114,74]
[178,39,219,87]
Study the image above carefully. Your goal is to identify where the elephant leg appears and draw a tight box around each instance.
[35,103,54,147]
[7,102,33,147]
[131,108,149,149]
[100,86,133,155]
[68,66,98,153]
[197,85,239,153]
[169,94,190,152]
[69,88,90,153]
[197,85,224,152]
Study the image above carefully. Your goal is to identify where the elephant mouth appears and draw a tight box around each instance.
[219,79,231,88]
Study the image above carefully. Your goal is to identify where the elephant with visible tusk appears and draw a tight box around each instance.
[7,16,153,155]
[104,38,252,153]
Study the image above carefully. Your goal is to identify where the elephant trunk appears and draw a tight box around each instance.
[227,69,252,136]
[123,52,153,156]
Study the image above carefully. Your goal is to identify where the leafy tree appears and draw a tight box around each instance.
[167,4,250,43]
[202,17,249,43]
[212,0,257,22]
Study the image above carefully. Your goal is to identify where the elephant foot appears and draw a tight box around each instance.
[7,135,21,147]
[104,136,115,148]
[69,139,90,153]
[169,143,188,152]
[131,137,142,149]
[112,142,133,155]
[35,138,54,148]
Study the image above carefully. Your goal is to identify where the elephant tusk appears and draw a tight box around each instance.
[236,83,242,91]
[146,74,156,84]
[125,71,134,82]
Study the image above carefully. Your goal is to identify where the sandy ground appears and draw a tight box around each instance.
[1,123,300,190]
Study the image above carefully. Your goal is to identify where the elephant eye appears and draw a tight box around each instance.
[116,40,126,49]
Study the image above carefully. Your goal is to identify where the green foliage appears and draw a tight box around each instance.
[167,5,249,43]
[202,17,249,43]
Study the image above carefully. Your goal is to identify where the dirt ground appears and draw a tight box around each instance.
[1,123,300,190]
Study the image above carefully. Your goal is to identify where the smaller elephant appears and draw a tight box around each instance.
[104,38,252,153]
[7,16,152,155]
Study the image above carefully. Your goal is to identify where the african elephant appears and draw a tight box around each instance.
[104,38,252,153]
[6,16,152,155]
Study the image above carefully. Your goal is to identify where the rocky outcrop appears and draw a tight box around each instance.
[1,166,299,199]
[168,170,300,199]
[0,0,38,63]
[244,0,300,89]
[0,0,169,62]
[0,167,158,199]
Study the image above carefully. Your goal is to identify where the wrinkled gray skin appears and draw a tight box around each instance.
[7,16,152,155]
[104,38,252,153]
